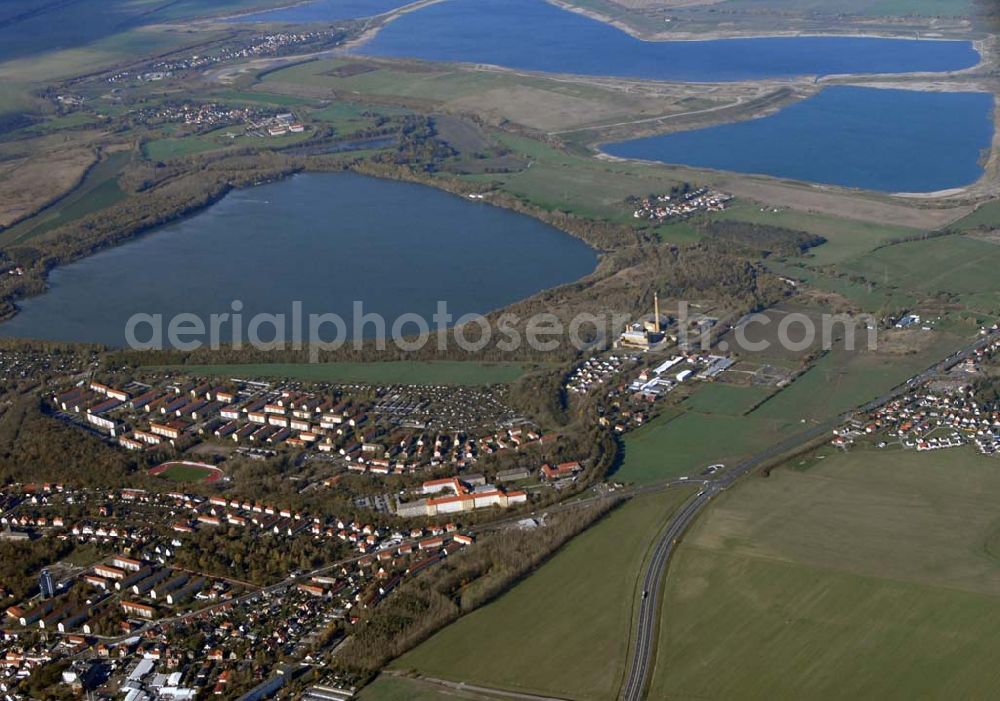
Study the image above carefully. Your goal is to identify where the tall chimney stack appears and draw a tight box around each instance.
[653,292,660,332]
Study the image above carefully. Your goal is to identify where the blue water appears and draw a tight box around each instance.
[0,173,596,346]
[602,87,994,193]
[359,0,980,81]
[233,0,416,22]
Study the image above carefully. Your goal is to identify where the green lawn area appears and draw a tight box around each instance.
[262,59,655,122]
[212,89,318,108]
[151,361,529,385]
[835,234,1000,298]
[263,60,505,102]
[684,383,774,416]
[156,464,214,483]
[309,102,410,122]
[651,446,1000,700]
[616,411,790,484]
[143,133,233,161]
[765,260,915,312]
[953,199,1000,231]
[14,112,101,135]
[305,101,413,138]
[357,676,488,701]
[710,201,921,265]
[143,126,313,161]
[391,486,696,701]
[750,334,963,423]
[486,133,686,221]
[0,80,36,117]
[652,220,703,245]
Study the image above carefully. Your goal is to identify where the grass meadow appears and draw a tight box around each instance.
[651,447,1000,700]
[389,487,696,700]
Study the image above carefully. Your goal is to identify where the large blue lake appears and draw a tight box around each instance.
[358,0,979,81]
[0,173,596,347]
[602,87,994,193]
[233,0,416,23]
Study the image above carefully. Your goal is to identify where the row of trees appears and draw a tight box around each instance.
[332,496,623,683]
[699,219,826,257]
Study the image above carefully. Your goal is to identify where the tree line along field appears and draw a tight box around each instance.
[707,201,923,265]
[650,446,1000,700]
[383,486,696,701]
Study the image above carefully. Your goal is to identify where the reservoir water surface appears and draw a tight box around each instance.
[358,0,980,81]
[0,173,597,347]
[602,86,995,193]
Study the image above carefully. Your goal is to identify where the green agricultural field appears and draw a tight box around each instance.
[953,199,1000,231]
[309,101,406,130]
[15,112,102,135]
[482,133,687,221]
[0,151,130,245]
[310,102,411,122]
[144,127,312,161]
[212,90,318,108]
[391,487,696,701]
[652,220,703,245]
[357,675,493,701]
[835,234,1000,298]
[651,446,1000,700]
[750,334,963,423]
[710,201,922,265]
[143,134,232,162]
[151,361,529,385]
[261,58,704,135]
[684,383,774,416]
[765,260,916,312]
[0,80,36,117]
[616,411,790,484]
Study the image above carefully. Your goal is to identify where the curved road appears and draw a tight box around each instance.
[619,332,999,701]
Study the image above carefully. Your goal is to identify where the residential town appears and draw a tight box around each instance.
[834,338,1000,456]
[0,480,485,700]
[629,187,733,223]
[105,29,345,85]
[49,375,530,477]
[131,103,274,131]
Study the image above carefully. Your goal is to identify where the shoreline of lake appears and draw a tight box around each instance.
[599,86,994,195]
[0,171,598,347]
[354,0,981,83]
